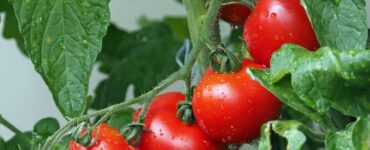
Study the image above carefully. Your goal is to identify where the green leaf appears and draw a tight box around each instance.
[93,23,181,109]
[0,137,5,150]
[258,120,321,150]
[32,117,60,150]
[367,29,370,49]
[107,108,135,130]
[0,0,26,55]
[5,132,32,150]
[247,69,326,123]
[138,16,190,41]
[0,0,9,13]
[352,117,370,150]
[33,117,60,137]
[96,24,129,74]
[270,44,370,117]
[325,123,355,150]
[301,0,368,50]
[10,0,110,118]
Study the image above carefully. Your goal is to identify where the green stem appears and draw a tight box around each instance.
[183,0,208,74]
[183,0,223,74]
[0,115,31,146]
[138,100,151,123]
[204,0,223,47]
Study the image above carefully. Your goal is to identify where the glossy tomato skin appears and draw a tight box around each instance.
[139,92,227,150]
[68,123,135,150]
[192,59,282,144]
[220,0,251,25]
[243,0,319,67]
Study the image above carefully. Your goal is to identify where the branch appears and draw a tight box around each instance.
[0,115,31,146]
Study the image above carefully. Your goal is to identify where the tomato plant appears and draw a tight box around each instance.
[243,0,320,67]
[193,59,282,143]
[68,123,135,150]
[138,92,226,150]
[0,0,369,150]
[219,0,251,25]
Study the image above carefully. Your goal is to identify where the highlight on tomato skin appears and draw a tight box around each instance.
[138,92,227,150]
[192,59,282,144]
[68,123,136,150]
[243,0,320,67]
[219,0,251,25]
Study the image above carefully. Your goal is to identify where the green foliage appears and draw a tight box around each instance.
[5,132,32,150]
[248,69,327,123]
[352,117,370,150]
[0,0,26,55]
[93,23,182,109]
[32,118,60,149]
[107,108,135,130]
[301,0,368,50]
[270,44,369,117]
[10,0,110,118]
[367,29,370,49]
[258,120,317,150]
[325,123,355,150]
[138,16,190,41]
[0,137,5,150]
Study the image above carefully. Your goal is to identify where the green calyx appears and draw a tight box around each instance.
[209,45,243,73]
[177,101,195,124]
[120,122,145,146]
[70,122,98,147]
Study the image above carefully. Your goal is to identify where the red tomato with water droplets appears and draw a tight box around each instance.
[243,0,319,67]
[68,123,135,150]
[138,92,227,150]
[220,0,251,25]
[192,59,282,144]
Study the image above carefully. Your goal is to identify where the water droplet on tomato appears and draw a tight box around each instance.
[270,13,277,20]
[203,140,210,146]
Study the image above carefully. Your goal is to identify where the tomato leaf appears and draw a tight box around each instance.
[138,16,190,41]
[107,108,135,130]
[325,123,356,150]
[93,23,181,109]
[247,69,326,123]
[269,44,370,117]
[301,0,368,50]
[367,29,370,49]
[0,137,5,150]
[5,132,32,150]
[0,0,26,55]
[10,0,110,118]
[352,117,370,150]
[31,117,60,149]
[258,120,322,150]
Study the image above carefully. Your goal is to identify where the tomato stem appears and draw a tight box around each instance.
[0,114,31,146]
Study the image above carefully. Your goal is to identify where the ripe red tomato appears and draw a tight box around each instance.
[68,123,135,150]
[192,59,282,144]
[220,0,251,25]
[243,0,319,67]
[138,92,227,150]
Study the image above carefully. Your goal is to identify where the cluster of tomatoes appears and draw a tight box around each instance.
[68,0,319,149]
